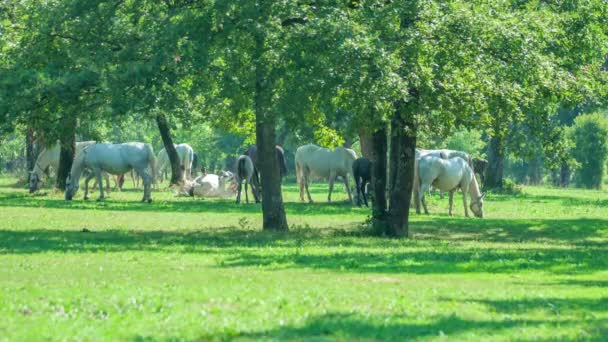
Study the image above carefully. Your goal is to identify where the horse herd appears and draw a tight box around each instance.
[28,141,488,218]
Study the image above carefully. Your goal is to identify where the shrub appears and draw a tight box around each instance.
[569,112,608,189]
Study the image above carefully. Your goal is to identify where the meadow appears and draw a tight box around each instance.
[0,175,607,341]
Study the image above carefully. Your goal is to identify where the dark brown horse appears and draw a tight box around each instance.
[243,145,288,180]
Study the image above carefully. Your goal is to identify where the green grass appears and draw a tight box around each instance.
[0,175,607,341]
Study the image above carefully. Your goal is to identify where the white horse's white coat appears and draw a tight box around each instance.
[178,172,236,198]
[156,143,194,182]
[416,156,484,218]
[295,144,357,203]
[29,141,112,193]
[65,142,156,202]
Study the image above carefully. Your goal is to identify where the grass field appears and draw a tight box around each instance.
[0,175,607,341]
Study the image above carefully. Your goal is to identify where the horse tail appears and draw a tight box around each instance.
[276,146,288,178]
[237,157,247,181]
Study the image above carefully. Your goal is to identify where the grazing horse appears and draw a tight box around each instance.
[352,157,372,207]
[65,142,156,202]
[235,155,260,204]
[416,156,485,218]
[29,141,113,193]
[244,145,288,180]
[156,143,195,182]
[295,144,357,203]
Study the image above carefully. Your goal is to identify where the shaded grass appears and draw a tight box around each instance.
[0,176,607,340]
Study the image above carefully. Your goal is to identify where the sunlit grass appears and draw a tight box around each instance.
[0,175,607,340]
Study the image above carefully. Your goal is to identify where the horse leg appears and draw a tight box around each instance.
[137,167,151,203]
[344,174,353,204]
[420,183,430,215]
[297,163,305,202]
[361,181,369,207]
[84,173,94,200]
[245,180,250,204]
[101,173,111,193]
[236,180,242,204]
[96,171,105,201]
[328,170,336,203]
[462,184,470,217]
[354,177,361,206]
[304,168,313,203]
[448,191,454,216]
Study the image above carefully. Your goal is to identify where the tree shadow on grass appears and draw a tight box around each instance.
[460,297,608,316]
[0,192,362,216]
[1,227,606,275]
[414,217,608,247]
[187,312,607,340]
[485,191,608,207]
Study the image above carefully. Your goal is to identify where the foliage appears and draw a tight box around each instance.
[0,130,25,172]
[569,112,608,189]
[1,176,607,339]
[418,127,486,157]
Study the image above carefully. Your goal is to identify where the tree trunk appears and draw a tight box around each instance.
[359,128,373,160]
[156,114,183,185]
[386,108,415,238]
[26,127,37,181]
[253,31,288,231]
[256,121,288,231]
[485,135,505,189]
[528,155,542,185]
[371,126,388,233]
[560,163,570,187]
[56,116,77,190]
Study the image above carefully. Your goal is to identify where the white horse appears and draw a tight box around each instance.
[156,143,194,182]
[416,155,484,218]
[416,148,471,165]
[295,144,357,203]
[177,171,236,198]
[65,142,156,202]
[29,141,113,193]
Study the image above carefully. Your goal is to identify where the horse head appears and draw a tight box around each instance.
[28,172,40,193]
[64,173,78,201]
[470,193,485,218]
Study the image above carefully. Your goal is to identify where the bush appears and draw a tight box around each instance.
[569,112,608,189]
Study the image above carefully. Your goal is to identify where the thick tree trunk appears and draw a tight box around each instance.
[371,126,388,233]
[386,109,415,238]
[56,116,77,190]
[254,32,288,231]
[485,135,505,189]
[256,121,288,231]
[156,114,183,185]
[359,128,373,160]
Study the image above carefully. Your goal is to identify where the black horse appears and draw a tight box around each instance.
[352,157,372,207]
[243,145,288,181]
